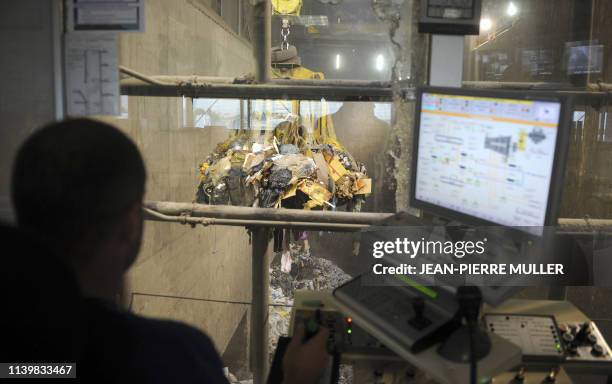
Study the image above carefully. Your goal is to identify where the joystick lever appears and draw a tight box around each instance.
[303,309,321,342]
[409,296,432,330]
[575,322,591,343]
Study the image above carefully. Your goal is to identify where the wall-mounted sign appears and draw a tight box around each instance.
[67,0,145,32]
[65,32,120,116]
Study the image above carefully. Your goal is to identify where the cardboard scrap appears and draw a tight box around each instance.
[243,152,265,171]
[311,152,330,187]
[303,200,319,210]
[282,183,298,200]
[298,179,332,207]
[354,178,372,195]
[327,156,348,181]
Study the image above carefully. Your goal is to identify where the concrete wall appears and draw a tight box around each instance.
[0,0,59,222]
[0,0,255,358]
[102,0,255,356]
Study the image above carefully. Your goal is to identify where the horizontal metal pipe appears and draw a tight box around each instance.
[271,79,393,88]
[556,218,612,232]
[145,201,393,225]
[463,81,573,90]
[146,75,239,84]
[143,207,368,231]
[119,68,610,101]
[587,83,612,92]
[120,75,395,88]
[463,80,609,95]
[144,201,612,232]
[121,81,396,101]
[119,65,170,86]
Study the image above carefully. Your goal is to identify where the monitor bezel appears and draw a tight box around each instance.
[409,86,572,233]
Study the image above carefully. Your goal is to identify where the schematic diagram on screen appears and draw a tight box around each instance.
[414,93,560,227]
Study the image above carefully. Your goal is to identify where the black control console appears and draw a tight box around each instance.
[558,321,612,364]
[333,273,460,353]
[483,314,565,363]
[484,314,612,366]
[292,308,398,359]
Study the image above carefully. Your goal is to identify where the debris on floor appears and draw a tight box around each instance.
[270,241,352,301]
[269,240,353,382]
[226,241,353,384]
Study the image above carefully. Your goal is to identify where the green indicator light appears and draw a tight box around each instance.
[556,344,561,349]
[395,275,438,299]
[347,329,352,334]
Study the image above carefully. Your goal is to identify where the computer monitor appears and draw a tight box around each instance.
[410,87,571,235]
[565,41,604,75]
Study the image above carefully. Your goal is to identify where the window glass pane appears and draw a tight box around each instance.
[270,0,403,81]
[250,100,295,131]
[463,0,610,86]
[561,103,612,218]
[193,98,395,213]
[463,0,612,219]
[193,99,242,129]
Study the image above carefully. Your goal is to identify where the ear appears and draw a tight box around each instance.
[125,202,143,234]
[119,202,144,268]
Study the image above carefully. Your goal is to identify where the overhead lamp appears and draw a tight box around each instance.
[506,2,518,17]
[335,54,341,70]
[480,18,492,32]
[376,54,384,71]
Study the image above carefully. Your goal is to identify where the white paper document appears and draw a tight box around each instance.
[64,32,120,116]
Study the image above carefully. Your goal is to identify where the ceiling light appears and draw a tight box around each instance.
[480,18,492,32]
[506,2,518,17]
[376,54,384,71]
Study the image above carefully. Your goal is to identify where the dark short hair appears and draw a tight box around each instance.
[12,118,146,256]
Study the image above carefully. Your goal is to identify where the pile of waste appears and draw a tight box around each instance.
[195,118,371,212]
[268,241,353,384]
[271,241,352,298]
[224,370,251,384]
[227,243,353,384]
[225,241,354,384]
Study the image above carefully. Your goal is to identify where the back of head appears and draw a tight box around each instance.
[11,118,146,260]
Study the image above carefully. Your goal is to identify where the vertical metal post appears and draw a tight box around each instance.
[248,7,271,378]
[52,0,65,119]
[250,11,269,336]
[250,227,270,384]
[238,0,243,38]
[252,0,271,83]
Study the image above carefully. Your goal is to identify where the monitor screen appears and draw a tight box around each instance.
[565,41,604,75]
[412,89,566,230]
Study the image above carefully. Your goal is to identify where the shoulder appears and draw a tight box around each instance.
[83,300,228,384]
[131,314,221,357]
[130,315,229,383]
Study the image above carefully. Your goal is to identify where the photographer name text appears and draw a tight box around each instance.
[373,263,564,276]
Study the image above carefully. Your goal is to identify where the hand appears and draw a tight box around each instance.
[282,323,330,384]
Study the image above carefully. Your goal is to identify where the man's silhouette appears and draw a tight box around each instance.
[10,118,328,383]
